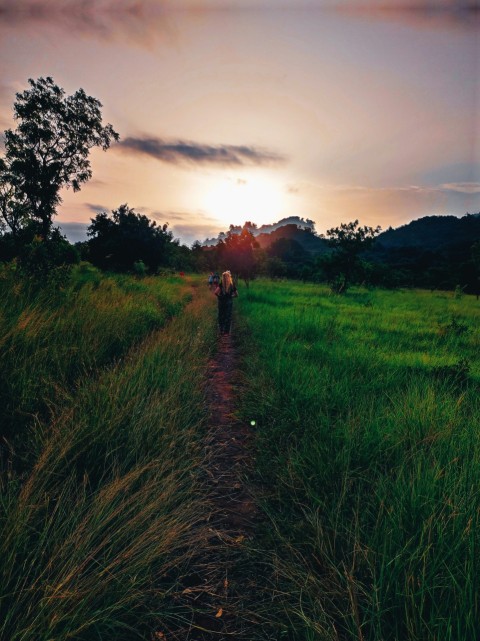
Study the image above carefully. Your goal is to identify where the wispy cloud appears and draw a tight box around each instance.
[86,203,110,215]
[336,1,480,32]
[118,135,287,168]
[0,0,175,46]
[440,182,480,194]
[310,182,480,196]
[150,211,188,223]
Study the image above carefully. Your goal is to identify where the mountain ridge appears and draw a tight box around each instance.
[202,212,480,255]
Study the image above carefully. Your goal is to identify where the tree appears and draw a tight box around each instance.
[0,158,29,237]
[323,219,381,292]
[472,241,480,299]
[217,224,259,287]
[1,77,118,239]
[87,204,178,272]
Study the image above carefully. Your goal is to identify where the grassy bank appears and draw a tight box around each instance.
[238,280,480,640]
[0,268,218,640]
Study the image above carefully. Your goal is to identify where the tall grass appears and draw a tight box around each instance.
[0,270,218,640]
[238,280,480,640]
[0,262,192,472]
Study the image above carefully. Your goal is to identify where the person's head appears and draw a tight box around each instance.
[222,270,233,291]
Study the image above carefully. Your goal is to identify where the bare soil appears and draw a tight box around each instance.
[176,329,258,640]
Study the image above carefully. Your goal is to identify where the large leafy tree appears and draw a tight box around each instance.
[87,204,178,272]
[323,219,381,292]
[0,157,29,237]
[217,225,259,287]
[1,77,119,238]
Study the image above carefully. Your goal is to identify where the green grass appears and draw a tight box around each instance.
[237,280,480,640]
[3,269,480,640]
[0,267,218,640]
[0,262,192,472]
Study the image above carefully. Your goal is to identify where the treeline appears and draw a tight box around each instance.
[201,220,480,296]
[259,234,480,294]
[2,204,479,297]
[1,76,479,295]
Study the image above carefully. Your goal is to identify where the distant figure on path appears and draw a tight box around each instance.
[214,270,238,335]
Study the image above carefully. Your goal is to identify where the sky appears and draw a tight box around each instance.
[0,0,479,245]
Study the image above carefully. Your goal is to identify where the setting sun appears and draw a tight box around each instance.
[202,173,286,228]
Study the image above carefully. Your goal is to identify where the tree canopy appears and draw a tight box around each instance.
[217,225,259,286]
[87,204,179,272]
[1,77,119,239]
[322,219,382,292]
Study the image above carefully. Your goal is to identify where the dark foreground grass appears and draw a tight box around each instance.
[0,262,191,472]
[0,269,218,640]
[237,280,480,641]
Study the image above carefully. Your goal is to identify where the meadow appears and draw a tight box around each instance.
[1,268,480,641]
[0,265,218,640]
[237,280,480,640]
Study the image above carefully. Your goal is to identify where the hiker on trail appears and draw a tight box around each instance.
[208,272,214,288]
[214,270,238,335]
[213,272,220,287]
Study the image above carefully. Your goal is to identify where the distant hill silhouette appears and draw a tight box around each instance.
[255,223,329,254]
[201,212,479,292]
[366,213,480,292]
[202,216,317,247]
[374,214,480,252]
[203,212,480,256]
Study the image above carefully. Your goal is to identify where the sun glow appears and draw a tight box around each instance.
[202,174,286,228]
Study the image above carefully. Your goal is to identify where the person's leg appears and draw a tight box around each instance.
[218,300,226,333]
[224,299,233,333]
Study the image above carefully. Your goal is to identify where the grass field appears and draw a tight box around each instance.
[0,265,218,640]
[237,280,480,640]
[2,269,479,640]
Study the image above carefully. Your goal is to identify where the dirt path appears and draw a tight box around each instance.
[178,322,258,640]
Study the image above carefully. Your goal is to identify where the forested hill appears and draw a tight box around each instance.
[255,223,329,254]
[375,214,480,251]
[204,213,480,256]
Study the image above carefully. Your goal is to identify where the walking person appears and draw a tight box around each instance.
[214,270,238,335]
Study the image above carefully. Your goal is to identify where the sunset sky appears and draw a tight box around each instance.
[0,0,479,245]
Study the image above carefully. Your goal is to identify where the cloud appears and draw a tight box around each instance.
[0,0,175,47]
[287,184,299,194]
[440,182,480,194]
[86,203,109,215]
[118,136,287,167]
[150,211,188,223]
[309,182,480,196]
[303,179,479,235]
[335,1,480,33]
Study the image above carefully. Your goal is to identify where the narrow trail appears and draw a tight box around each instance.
[178,311,258,640]
[205,332,256,537]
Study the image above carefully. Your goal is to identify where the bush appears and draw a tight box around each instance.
[133,259,147,278]
[18,228,79,283]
